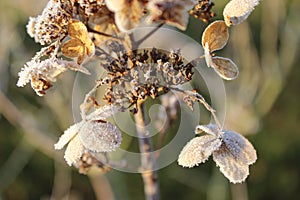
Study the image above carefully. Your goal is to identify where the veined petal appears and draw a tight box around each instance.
[178,135,222,168]
[211,56,239,80]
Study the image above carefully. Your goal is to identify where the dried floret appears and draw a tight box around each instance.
[178,124,257,183]
[54,105,122,166]
[201,20,239,80]
[146,0,193,30]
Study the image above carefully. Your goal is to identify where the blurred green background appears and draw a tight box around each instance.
[1,0,300,199]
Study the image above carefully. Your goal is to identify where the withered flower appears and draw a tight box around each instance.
[61,20,95,65]
[146,0,193,30]
[178,124,257,183]
[54,105,122,166]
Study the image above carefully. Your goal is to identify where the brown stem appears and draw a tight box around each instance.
[134,101,160,200]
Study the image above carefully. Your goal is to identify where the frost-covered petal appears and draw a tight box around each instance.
[213,143,250,184]
[222,130,257,165]
[86,105,120,121]
[223,0,260,26]
[64,135,85,166]
[178,135,222,168]
[195,124,222,138]
[54,122,83,150]
[78,120,122,152]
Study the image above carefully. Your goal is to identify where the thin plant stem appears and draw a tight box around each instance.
[134,100,160,200]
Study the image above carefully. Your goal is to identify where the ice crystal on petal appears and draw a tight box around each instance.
[86,105,120,120]
[178,135,222,167]
[146,0,193,30]
[54,122,83,150]
[195,124,222,137]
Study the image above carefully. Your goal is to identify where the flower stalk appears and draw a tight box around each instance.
[135,100,160,200]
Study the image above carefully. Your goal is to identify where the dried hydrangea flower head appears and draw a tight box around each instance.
[201,20,239,80]
[105,0,145,32]
[223,0,260,26]
[61,20,95,64]
[54,105,122,166]
[146,0,193,30]
[26,0,72,45]
[178,124,257,183]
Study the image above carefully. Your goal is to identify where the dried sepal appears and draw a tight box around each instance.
[201,20,239,80]
[64,135,85,166]
[178,124,257,183]
[189,0,215,23]
[201,20,229,52]
[146,0,193,30]
[223,0,260,27]
[54,105,122,167]
[178,135,222,168]
[61,20,95,64]
[78,120,122,152]
[105,0,144,32]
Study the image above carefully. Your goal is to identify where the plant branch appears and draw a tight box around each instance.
[134,100,160,200]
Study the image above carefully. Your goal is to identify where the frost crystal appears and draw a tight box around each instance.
[178,124,257,183]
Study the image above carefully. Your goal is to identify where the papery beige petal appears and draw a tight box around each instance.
[201,20,229,52]
[223,0,260,26]
[105,0,126,12]
[61,39,84,58]
[213,143,250,184]
[64,135,85,166]
[78,120,122,152]
[178,135,222,168]
[211,57,239,80]
[222,130,257,165]
[54,122,82,149]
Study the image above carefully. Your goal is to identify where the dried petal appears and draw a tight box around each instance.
[201,20,229,52]
[61,39,85,58]
[78,120,122,152]
[64,135,85,166]
[213,143,250,184]
[211,57,239,80]
[195,124,222,137]
[178,135,222,168]
[146,0,193,30]
[86,105,120,121]
[222,130,257,165]
[54,122,83,150]
[223,0,260,26]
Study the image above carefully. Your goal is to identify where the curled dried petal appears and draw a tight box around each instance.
[201,20,229,52]
[195,124,222,137]
[211,57,239,80]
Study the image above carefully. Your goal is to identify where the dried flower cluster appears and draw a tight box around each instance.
[18,0,261,185]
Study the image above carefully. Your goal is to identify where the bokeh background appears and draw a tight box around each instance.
[1,0,300,199]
